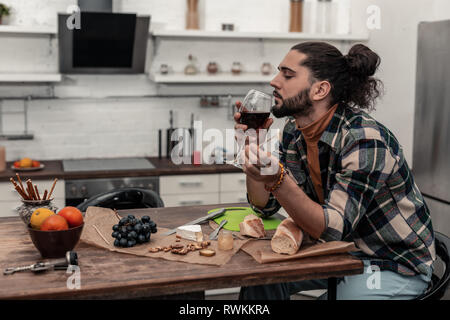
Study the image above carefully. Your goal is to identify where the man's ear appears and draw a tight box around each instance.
[310,81,332,101]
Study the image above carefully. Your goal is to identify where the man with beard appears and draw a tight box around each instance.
[235,42,435,300]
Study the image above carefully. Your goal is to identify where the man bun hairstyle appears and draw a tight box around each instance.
[291,42,383,112]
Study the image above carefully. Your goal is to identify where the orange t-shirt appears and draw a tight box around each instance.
[298,104,338,204]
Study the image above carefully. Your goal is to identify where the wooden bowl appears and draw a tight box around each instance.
[27,224,84,258]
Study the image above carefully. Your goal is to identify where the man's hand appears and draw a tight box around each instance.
[241,143,280,186]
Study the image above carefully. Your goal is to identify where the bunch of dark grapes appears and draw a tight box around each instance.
[111,215,157,248]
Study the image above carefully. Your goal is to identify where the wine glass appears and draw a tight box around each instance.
[228,89,274,169]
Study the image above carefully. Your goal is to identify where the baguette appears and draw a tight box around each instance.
[239,214,266,238]
[271,218,304,255]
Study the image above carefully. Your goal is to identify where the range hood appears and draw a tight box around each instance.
[58,0,150,74]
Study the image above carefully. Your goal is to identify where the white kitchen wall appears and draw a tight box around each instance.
[0,0,449,164]
[350,0,450,167]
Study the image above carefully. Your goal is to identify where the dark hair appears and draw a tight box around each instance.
[290,42,383,112]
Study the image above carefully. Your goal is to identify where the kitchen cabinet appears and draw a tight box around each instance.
[0,179,65,218]
[160,172,248,207]
[219,172,247,204]
[160,193,220,207]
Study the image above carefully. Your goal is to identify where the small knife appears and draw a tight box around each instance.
[162,207,239,236]
[209,219,228,240]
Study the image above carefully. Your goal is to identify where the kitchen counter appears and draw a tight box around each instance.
[0,157,241,182]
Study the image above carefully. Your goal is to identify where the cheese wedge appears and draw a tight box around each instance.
[176,225,204,241]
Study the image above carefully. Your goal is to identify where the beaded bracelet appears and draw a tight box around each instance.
[264,163,285,193]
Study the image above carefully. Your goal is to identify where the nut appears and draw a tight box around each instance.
[179,248,189,255]
[201,241,211,248]
[199,249,216,257]
[171,247,189,255]
[148,248,160,253]
[171,244,184,249]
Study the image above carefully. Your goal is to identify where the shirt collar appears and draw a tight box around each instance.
[318,102,347,151]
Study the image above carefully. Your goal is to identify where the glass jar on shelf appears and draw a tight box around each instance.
[159,64,169,75]
[184,54,198,75]
[207,62,219,74]
[231,62,242,75]
[261,62,273,75]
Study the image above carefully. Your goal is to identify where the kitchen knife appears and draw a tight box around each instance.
[162,207,240,236]
[209,219,228,240]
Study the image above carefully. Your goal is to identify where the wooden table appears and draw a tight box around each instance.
[0,204,363,300]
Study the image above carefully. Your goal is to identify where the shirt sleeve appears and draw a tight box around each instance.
[320,138,398,242]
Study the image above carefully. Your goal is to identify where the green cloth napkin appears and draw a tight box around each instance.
[210,207,282,232]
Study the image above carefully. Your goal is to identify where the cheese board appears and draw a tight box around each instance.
[210,207,282,232]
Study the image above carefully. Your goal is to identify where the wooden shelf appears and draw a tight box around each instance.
[152,29,369,41]
[150,72,275,84]
[0,73,62,83]
[0,25,56,35]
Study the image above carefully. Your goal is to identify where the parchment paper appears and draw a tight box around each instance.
[209,220,359,264]
[242,239,359,263]
[80,206,250,266]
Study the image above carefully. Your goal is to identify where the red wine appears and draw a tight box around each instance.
[240,111,270,129]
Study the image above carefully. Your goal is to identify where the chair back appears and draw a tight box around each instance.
[415,231,450,300]
[76,188,164,212]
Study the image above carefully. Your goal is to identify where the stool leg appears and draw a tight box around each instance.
[328,277,337,300]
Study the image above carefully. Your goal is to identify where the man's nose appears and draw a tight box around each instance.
[270,73,281,90]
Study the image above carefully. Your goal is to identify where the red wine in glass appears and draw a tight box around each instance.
[240,111,270,129]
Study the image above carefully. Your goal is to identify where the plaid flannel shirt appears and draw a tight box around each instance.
[250,103,436,277]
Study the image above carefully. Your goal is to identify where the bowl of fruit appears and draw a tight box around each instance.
[28,206,84,258]
[12,158,44,171]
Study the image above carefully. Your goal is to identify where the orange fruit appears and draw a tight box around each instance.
[19,157,33,168]
[40,215,69,231]
[58,206,84,228]
[30,208,55,230]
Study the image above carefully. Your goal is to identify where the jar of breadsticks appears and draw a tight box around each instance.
[10,175,59,226]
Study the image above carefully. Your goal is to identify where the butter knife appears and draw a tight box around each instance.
[209,219,228,240]
[162,207,239,236]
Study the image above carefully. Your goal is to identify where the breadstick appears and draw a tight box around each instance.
[34,185,41,200]
[15,186,29,200]
[43,190,48,200]
[26,180,36,200]
[47,178,57,199]
[15,174,27,196]
[10,178,29,200]
[9,177,18,189]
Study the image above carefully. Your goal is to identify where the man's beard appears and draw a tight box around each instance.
[271,87,314,118]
